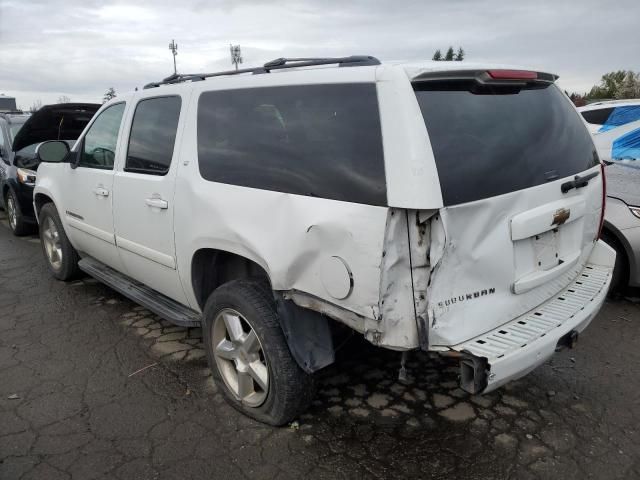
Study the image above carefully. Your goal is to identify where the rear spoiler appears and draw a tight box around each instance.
[412,69,558,86]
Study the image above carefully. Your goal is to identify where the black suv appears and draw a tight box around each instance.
[0,103,99,235]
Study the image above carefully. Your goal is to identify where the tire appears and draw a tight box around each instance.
[39,203,80,281]
[6,189,30,236]
[601,230,628,294]
[202,280,315,426]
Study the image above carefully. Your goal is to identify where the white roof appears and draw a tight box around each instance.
[578,99,640,111]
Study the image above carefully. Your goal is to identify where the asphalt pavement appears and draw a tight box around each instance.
[1,212,639,480]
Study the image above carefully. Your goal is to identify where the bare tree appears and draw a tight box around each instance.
[29,100,43,113]
[58,95,71,104]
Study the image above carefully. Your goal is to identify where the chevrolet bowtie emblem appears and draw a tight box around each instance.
[552,208,571,226]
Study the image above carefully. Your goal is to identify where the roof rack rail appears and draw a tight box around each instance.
[143,55,380,89]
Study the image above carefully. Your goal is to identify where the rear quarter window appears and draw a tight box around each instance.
[415,82,598,205]
[581,107,614,125]
[197,84,386,206]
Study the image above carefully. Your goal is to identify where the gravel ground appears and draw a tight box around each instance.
[1,213,639,480]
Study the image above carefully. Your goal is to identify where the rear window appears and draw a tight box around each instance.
[415,82,598,206]
[197,84,386,206]
[581,107,614,125]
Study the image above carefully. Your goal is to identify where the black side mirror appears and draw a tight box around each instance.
[36,140,70,164]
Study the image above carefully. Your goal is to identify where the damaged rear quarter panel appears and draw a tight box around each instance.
[174,172,389,326]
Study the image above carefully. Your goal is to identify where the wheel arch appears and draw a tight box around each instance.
[190,248,272,311]
[601,221,632,283]
[34,192,56,222]
[191,248,336,373]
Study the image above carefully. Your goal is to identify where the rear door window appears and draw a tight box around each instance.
[125,96,182,175]
[414,82,598,206]
[197,84,386,206]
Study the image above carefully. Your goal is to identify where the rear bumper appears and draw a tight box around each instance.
[451,240,615,393]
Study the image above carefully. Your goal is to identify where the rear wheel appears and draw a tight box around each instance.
[39,203,80,280]
[202,280,315,425]
[6,189,29,236]
[601,230,629,294]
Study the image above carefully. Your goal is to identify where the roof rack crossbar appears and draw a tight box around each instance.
[143,55,380,89]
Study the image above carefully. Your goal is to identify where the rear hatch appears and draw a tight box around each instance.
[413,69,604,347]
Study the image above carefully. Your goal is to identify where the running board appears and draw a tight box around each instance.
[78,256,201,327]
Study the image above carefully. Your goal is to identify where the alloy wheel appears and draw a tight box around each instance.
[7,195,17,231]
[212,308,269,407]
[42,217,63,270]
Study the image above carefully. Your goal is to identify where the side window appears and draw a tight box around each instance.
[196,84,386,206]
[79,103,125,169]
[125,96,181,175]
[581,107,614,125]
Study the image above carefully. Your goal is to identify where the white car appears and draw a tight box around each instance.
[33,57,615,425]
[578,99,640,165]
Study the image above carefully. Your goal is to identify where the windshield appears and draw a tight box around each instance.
[414,82,599,206]
[9,120,26,141]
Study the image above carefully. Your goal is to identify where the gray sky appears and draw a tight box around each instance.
[1,0,639,109]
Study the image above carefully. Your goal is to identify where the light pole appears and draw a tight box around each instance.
[230,44,243,71]
[169,39,178,75]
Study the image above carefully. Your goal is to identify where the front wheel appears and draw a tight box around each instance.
[6,189,30,236]
[39,203,80,280]
[202,280,315,426]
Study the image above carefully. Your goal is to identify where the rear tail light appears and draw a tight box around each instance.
[487,70,538,80]
[597,162,606,239]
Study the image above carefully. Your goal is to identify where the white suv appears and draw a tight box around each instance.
[33,56,615,425]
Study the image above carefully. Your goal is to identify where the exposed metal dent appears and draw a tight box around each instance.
[376,209,418,349]
[282,290,372,335]
[407,209,437,349]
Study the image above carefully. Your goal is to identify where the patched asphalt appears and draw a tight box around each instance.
[1,213,639,480]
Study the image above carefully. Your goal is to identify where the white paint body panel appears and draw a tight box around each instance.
[112,90,191,304]
[427,165,604,347]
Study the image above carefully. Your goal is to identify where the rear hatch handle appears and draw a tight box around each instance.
[561,171,599,194]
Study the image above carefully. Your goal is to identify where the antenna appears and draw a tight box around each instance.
[230,44,243,71]
[169,39,178,75]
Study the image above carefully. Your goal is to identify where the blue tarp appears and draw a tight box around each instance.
[599,106,640,132]
[612,127,640,161]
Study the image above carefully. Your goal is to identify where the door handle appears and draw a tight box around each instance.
[145,197,168,209]
[93,187,109,197]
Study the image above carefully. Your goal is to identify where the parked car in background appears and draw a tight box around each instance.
[0,103,99,235]
[578,102,640,291]
[578,100,640,166]
[0,110,30,162]
[600,164,640,291]
[34,57,615,425]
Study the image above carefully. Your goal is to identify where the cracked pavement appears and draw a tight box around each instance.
[1,213,639,479]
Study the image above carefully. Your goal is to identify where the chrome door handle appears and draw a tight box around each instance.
[93,187,109,197]
[145,197,168,209]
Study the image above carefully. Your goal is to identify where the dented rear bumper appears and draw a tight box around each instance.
[449,240,615,394]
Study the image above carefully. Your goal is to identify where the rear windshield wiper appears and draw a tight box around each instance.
[561,171,599,194]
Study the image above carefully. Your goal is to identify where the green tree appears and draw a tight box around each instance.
[586,70,628,99]
[455,47,465,61]
[432,49,442,61]
[614,71,640,99]
[444,46,455,61]
[102,87,117,103]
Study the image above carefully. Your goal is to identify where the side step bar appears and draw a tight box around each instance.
[78,256,201,328]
